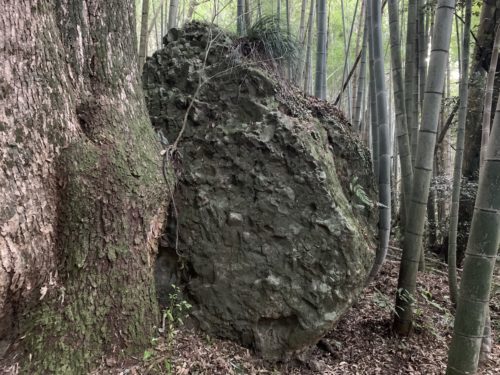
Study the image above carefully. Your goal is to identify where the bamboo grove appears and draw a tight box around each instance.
[135,0,500,373]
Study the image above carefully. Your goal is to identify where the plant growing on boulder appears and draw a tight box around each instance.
[245,15,299,64]
[143,22,376,360]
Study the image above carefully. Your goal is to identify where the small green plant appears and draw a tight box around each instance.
[142,286,191,370]
[350,177,372,208]
[204,333,213,346]
[419,288,446,312]
[373,287,400,316]
[246,15,299,62]
[396,287,415,304]
[143,349,154,361]
[159,284,192,347]
[164,359,173,374]
[419,287,454,332]
[394,287,416,318]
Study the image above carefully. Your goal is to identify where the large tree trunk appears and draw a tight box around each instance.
[0,1,168,372]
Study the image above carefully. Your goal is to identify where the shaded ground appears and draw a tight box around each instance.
[98,250,499,374]
[1,249,498,374]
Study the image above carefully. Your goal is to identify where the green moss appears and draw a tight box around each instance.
[20,120,171,373]
[15,127,23,143]
[58,145,96,270]
[22,268,145,373]
[107,243,128,262]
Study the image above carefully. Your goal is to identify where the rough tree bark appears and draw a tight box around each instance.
[0,0,168,372]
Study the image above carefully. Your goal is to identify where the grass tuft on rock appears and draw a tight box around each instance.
[244,15,299,64]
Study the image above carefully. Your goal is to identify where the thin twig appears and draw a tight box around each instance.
[454,12,479,46]
[437,100,460,145]
[170,27,228,150]
[334,52,362,105]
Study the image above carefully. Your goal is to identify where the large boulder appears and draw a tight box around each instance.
[143,22,376,359]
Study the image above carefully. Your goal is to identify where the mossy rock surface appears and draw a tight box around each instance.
[143,22,376,359]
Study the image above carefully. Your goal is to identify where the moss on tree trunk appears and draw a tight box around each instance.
[21,122,170,373]
[1,1,171,372]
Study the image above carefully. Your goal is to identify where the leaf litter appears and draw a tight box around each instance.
[90,249,499,374]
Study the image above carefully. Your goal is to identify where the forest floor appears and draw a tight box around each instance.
[92,248,500,375]
[1,249,498,374]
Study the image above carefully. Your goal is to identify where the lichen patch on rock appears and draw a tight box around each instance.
[143,21,377,359]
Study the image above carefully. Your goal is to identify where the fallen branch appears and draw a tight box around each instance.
[437,100,460,145]
[334,0,387,106]
[334,52,362,106]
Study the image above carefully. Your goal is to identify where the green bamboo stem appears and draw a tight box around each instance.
[315,0,328,99]
[447,58,500,375]
[448,0,471,306]
[394,0,456,335]
[368,0,391,280]
[387,0,413,226]
[404,0,417,166]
